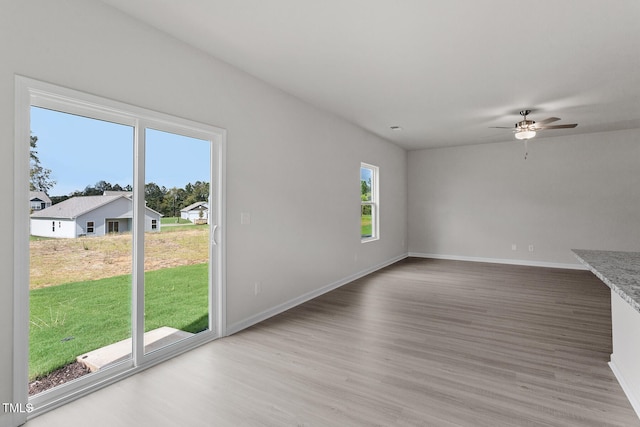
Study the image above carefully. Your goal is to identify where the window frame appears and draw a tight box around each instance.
[14,76,227,422]
[360,162,379,243]
[86,221,95,234]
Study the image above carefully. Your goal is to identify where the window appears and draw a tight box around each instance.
[107,220,119,233]
[14,76,226,421]
[151,219,157,230]
[360,163,379,242]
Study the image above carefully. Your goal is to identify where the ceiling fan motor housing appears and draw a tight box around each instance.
[517,110,535,129]
[516,119,535,130]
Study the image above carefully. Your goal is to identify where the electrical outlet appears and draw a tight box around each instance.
[528,245,534,252]
[511,244,517,251]
[254,281,261,296]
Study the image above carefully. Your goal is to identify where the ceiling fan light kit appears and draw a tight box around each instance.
[515,129,536,140]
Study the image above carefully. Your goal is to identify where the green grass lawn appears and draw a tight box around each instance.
[361,214,372,237]
[29,263,208,380]
[161,216,192,224]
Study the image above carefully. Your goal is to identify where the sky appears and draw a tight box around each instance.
[30,107,211,197]
[360,167,372,182]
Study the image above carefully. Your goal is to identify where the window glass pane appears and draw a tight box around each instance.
[361,204,373,238]
[361,167,372,202]
[143,128,211,354]
[28,107,133,395]
[360,163,378,241]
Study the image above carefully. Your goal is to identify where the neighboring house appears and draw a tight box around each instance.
[30,194,162,238]
[180,201,209,223]
[29,191,52,211]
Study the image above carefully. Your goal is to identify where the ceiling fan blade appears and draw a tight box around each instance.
[537,117,561,125]
[537,124,578,129]
[488,126,514,129]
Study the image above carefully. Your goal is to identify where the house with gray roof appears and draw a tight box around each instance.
[29,191,52,212]
[30,194,162,238]
[180,201,209,224]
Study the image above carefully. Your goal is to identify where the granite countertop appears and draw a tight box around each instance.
[573,249,640,314]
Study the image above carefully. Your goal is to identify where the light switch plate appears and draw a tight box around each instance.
[241,212,251,225]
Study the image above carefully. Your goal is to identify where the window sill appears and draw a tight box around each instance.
[361,236,379,244]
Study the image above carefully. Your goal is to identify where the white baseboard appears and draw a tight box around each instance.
[610,356,640,420]
[225,253,408,336]
[408,252,587,270]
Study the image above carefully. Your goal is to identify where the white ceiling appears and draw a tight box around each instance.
[100,0,640,150]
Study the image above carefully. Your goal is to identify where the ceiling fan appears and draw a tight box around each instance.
[491,110,578,159]
[492,109,578,140]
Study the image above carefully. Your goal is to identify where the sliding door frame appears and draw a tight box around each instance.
[13,76,226,422]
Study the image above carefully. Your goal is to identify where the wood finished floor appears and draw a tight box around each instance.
[27,258,640,426]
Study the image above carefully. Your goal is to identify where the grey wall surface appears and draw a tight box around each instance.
[408,129,640,266]
[0,2,407,426]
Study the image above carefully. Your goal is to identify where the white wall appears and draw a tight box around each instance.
[408,129,640,266]
[30,218,76,239]
[0,2,407,426]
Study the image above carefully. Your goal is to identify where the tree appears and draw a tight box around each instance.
[95,180,113,193]
[361,179,371,201]
[182,181,209,207]
[30,134,55,192]
[144,182,167,213]
[164,187,186,219]
[50,195,70,205]
[192,181,209,201]
[361,179,372,215]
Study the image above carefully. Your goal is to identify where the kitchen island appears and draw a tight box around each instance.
[573,249,640,419]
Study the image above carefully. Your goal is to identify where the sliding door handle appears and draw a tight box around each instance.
[211,224,219,246]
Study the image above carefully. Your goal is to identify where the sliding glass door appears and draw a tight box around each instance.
[15,77,225,420]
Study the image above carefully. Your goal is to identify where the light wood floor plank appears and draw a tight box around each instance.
[27,258,640,426]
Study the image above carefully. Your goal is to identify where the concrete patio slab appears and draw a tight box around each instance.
[77,326,194,372]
